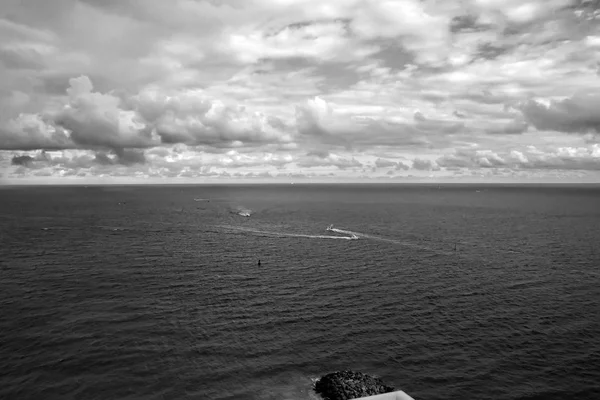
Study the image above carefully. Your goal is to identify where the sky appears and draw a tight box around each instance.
[1,0,600,184]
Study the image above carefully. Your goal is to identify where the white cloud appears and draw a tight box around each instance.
[520,93,600,135]
[437,145,600,170]
[54,76,156,149]
[1,0,600,182]
[0,113,71,150]
[412,158,440,171]
[228,20,376,64]
[471,0,573,24]
[296,151,363,170]
[374,157,397,168]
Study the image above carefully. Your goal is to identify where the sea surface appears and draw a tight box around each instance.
[1,184,599,400]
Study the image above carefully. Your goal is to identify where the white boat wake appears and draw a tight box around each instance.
[219,224,457,255]
[327,225,359,239]
[229,206,253,217]
[326,225,458,255]
[219,225,359,240]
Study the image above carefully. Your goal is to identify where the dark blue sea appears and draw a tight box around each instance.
[1,184,599,400]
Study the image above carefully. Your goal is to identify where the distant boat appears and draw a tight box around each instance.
[327,224,358,239]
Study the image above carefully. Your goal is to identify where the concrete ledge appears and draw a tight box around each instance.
[355,391,415,400]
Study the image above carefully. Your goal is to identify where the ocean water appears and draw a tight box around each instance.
[0,184,599,400]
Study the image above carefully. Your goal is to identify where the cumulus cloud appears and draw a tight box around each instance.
[55,76,156,149]
[470,0,574,24]
[296,152,362,170]
[11,154,35,166]
[1,75,296,153]
[412,158,440,171]
[413,111,464,134]
[214,150,293,169]
[396,161,410,171]
[485,118,529,135]
[2,0,600,182]
[8,148,146,172]
[0,113,72,150]
[228,20,375,64]
[295,96,356,146]
[436,145,600,171]
[134,90,292,148]
[373,157,411,170]
[520,93,600,135]
[108,149,147,165]
[295,97,457,150]
[374,158,397,168]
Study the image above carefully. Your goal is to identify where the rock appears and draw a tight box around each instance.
[314,370,395,400]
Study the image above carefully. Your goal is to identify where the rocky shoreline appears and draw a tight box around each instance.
[314,370,395,400]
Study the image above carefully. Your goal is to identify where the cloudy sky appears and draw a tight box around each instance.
[1,0,600,184]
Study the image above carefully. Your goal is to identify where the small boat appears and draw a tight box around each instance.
[327,224,334,231]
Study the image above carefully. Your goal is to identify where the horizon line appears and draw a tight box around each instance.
[2,181,600,187]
